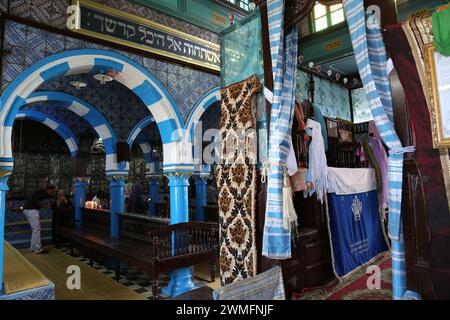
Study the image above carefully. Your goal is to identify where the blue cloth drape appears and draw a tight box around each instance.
[262,0,299,259]
[327,191,388,277]
[343,0,413,299]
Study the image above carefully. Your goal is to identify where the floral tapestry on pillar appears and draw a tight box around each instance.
[215,75,261,285]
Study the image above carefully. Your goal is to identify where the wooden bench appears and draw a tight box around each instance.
[54,209,218,299]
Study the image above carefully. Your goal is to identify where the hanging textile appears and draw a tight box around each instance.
[262,0,299,260]
[400,16,450,211]
[213,266,285,300]
[305,119,329,203]
[220,9,264,87]
[384,22,450,297]
[368,121,389,212]
[327,189,388,278]
[343,0,414,299]
[216,75,262,285]
[432,7,450,56]
[312,103,329,152]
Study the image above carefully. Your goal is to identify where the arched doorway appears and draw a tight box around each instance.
[0,49,195,296]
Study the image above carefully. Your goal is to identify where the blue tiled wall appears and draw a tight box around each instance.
[1,20,221,141]
[4,200,54,249]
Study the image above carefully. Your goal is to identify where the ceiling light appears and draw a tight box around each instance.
[93,73,114,84]
[70,81,87,89]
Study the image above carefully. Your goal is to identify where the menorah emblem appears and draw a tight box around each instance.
[352,196,362,222]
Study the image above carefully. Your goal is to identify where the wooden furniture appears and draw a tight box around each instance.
[258,193,334,298]
[81,208,110,232]
[54,209,217,299]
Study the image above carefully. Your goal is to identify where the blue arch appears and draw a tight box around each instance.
[185,87,220,143]
[0,49,187,173]
[127,115,155,163]
[15,110,78,157]
[23,91,121,175]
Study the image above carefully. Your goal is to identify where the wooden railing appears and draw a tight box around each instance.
[149,222,218,260]
[118,213,170,243]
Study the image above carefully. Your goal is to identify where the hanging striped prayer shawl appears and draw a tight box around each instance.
[262,0,299,260]
[343,0,414,299]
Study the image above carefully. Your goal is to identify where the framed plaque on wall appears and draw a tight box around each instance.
[425,45,450,148]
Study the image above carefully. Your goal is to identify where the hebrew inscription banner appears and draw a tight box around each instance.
[71,0,220,71]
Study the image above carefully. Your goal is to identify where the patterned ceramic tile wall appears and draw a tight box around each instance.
[1,20,221,138]
[2,0,219,43]
[296,69,351,121]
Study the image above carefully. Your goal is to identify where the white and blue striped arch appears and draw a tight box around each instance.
[23,91,122,176]
[0,49,188,174]
[127,115,154,163]
[15,110,78,157]
[185,87,220,143]
[185,87,220,165]
[127,115,159,176]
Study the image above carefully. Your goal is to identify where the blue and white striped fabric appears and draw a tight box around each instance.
[213,266,285,300]
[391,229,407,299]
[343,0,412,299]
[15,110,78,157]
[262,0,299,259]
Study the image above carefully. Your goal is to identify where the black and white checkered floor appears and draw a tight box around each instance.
[58,245,211,300]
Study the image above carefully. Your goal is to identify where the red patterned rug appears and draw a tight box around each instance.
[292,252,392,300]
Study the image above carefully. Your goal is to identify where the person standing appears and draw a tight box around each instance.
[125,183,146,214]
[23,185,58,254]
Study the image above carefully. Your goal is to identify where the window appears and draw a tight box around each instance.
[312,2,345,32]
[223,0,249,11]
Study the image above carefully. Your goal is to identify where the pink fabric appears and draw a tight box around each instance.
[368,121,389,211]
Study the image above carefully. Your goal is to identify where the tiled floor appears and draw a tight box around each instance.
[57,245,213,300]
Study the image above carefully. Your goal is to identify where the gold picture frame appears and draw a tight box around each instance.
[424,44,450,148]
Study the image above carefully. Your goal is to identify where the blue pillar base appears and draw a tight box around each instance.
[162,267,197,297]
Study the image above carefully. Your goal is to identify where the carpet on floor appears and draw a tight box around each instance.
[292,252,392,300]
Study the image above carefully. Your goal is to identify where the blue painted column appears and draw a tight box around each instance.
[73,178,88,227]
[195,177,207,221]
[148,177,160,216]
[0,173,11,294]
[194,165,210,221]
[147,160,160,216]
[109,177,125,238]
[162,172,197,297]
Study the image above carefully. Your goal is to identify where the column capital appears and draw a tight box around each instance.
[147,174,160,181]
[194,175,209,182]
[108,176,126,186]
[106,171,128,178]
[0,171,11,190]
[193,164,211,178]
[72,177,90,185]
[165,172,191,186]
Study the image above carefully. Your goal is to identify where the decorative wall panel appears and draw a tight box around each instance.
[296,70,351,121]
[351,87,373,123]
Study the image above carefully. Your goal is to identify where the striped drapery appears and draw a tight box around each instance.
[343,0,413,299]
[262,0,299,259]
